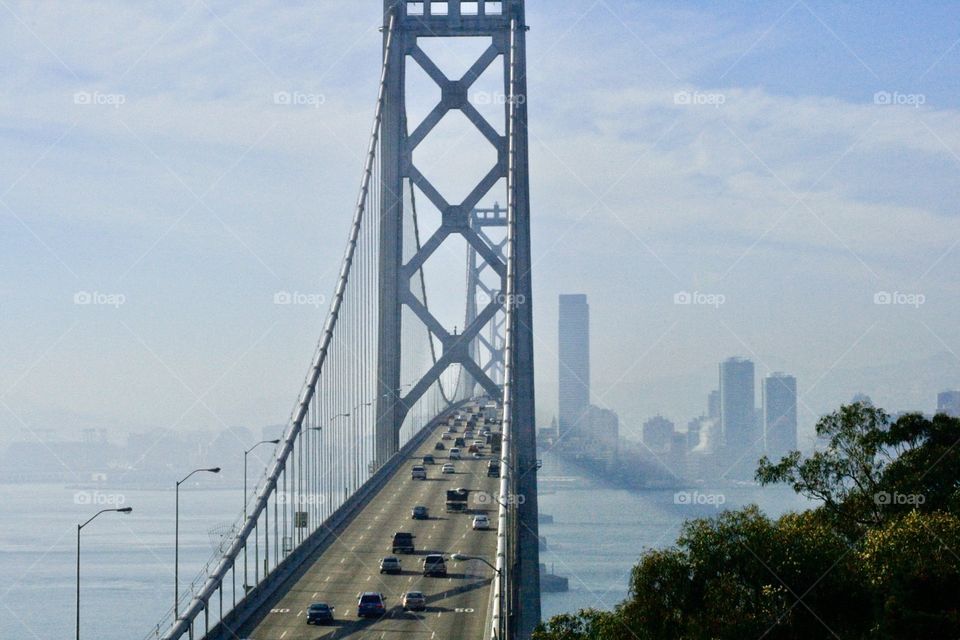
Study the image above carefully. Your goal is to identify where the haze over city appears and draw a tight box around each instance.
[3,2,959,448]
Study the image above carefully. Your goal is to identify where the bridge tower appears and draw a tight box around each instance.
[376,1,541,636]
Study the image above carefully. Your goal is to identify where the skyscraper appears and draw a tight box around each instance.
[558,294,590,436]
[719,357,756,479]
[764,373,798,459]
[720,358,756,448]
[938,390,960,418]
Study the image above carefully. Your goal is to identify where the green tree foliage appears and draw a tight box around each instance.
[533,405,960,640]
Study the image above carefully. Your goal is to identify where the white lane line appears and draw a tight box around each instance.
[297,610,303,617]
[280,632,287,639]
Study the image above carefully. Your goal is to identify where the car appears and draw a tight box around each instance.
[442,463,455,474]
[380,556,402,574]
[434,441,445,450]
[467,444,479,453]
[402,590,427,611]
[357,592,386,618]
[449,448,461,460]
[473,440,485,448]
[411,465,427,480]
[472,514,491,530]
[473,451,484,459]
[487,461,500,477]
[454,437,466,447]
[411,505,429,520]
[392,531,415,553]
[422,554,447,577]
[423,454,435,465]
[441,433,452,440]
[306,602,334,625]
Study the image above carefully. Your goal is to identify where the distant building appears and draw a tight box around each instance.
[938,390,960,418]
[558,294,590,436]
[720,358,756,449]
[707,389,721,420]
[642,415,674,454]
[578,405,620,458]
[764,373,798,460]
[720,357,758,480]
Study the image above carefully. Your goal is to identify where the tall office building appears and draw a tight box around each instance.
[763,373,798,459]
[558,294,590,436]
[719,357,757,479]
[707,389,721,420]
[720,358,756,448]
[938,390,960,418]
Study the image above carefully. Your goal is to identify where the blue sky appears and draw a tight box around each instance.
[1,0,959,446]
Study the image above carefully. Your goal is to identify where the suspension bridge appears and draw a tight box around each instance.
[150,2,540,638]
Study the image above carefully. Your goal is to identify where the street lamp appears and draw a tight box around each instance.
[243,440,279,591]
[76,507,132,640]
[451,552,502,576]
[175,467,220,619]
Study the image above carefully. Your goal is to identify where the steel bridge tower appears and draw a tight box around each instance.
[376,1,541,636]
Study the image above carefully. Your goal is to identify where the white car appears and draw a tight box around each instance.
[442,463,455,474]
[448,448,461,460]
[472,515,490,530]
[441,433,452,440]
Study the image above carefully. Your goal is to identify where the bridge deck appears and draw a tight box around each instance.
[241,418,499,640]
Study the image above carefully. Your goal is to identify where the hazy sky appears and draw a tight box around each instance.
[1,1,959,448]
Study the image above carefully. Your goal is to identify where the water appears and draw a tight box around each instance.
[537,454,813,620]
[0,472,812,639]
[0,484,242,640]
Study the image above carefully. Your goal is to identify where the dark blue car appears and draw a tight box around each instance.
[357,592,386,618]
[306,602,334,625]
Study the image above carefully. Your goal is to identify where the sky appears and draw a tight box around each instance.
[1,0,959,448]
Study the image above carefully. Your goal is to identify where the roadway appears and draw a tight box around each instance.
[241,412,500,640]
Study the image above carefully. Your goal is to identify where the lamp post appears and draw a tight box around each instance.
[243,440,279,591]
[175,467,220,619]
[76,507,132,640]
[451,552,502,576]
